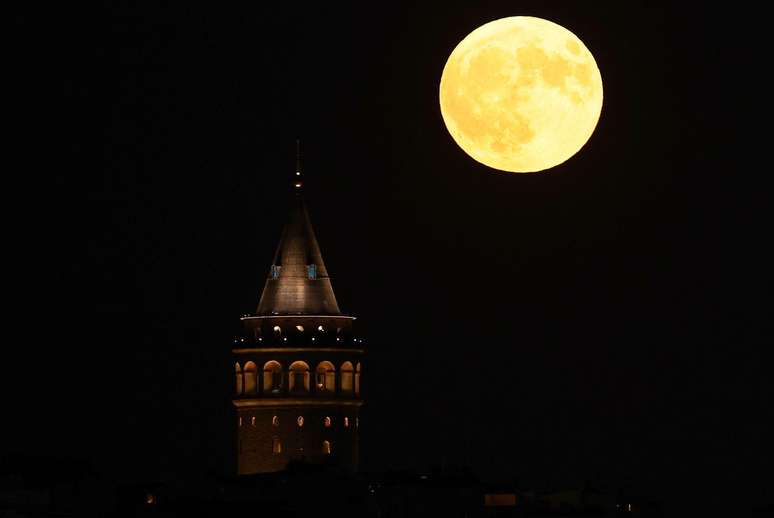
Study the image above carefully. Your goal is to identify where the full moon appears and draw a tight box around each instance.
[439,16,603,173]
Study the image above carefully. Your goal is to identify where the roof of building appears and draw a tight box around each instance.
[255,143,342,316]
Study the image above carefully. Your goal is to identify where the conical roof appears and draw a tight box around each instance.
[255,194,342,316]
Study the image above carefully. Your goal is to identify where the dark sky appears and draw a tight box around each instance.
[11,1,770,513]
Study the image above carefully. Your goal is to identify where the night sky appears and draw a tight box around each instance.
[12,1,770,514]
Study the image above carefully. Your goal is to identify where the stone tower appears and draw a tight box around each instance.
[231,143,364,475]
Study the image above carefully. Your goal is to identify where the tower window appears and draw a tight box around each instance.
[272,437,282,454]
[344,416,349,428]
[238,417,243,427]
[263,361,283,393]
[272,415,279,427]
[324,416,332,428]
[270,265,281,279]
[250,416,256,426]
[307,264,317,280]
[341,361,354,393]
[316,361,336,392]
[297,416,305,427]
[273,326,281,334]
[289,361,310,393]
[323,440,331,455]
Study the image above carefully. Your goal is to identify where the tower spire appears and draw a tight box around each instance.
[294,138,303,193]
[255,140,341,316]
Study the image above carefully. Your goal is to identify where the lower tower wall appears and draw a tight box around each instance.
[236,405,360,474]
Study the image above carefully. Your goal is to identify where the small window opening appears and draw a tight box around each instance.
[297,416,305,427]
[344,416,349,428]
[270,265,281,279]
[323,440,331,454]
[272,437,282,454]
[238,417,243,427]
[324,416,332,428]
[272,415,279,427]
[250,416,256,426]
[307,264,317,279]
[296,325,304,332]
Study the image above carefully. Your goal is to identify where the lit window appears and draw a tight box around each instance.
[296,325,304,332]
[273,326,281,333]
[244,361,257,394]
[263,361,283,393]
[323,440,331,455]
[272,437,282,454]
[145,493,156,505]
[344,417,349,428]
[356,417,359,429]
[238,417,243,427]
[318,325,324,332]
[250,416,255,426]
[307,264,317,280]
[316,361,335,391]
[324,416,332,428]
[272,415,279,427]
[341,361,354,393]
[289,361,310,392]
[270,265,281,279]
[235,363,243,396]
[297,416,304,427]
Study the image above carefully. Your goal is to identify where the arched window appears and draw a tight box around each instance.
[297,416,304,427]
[289,361,310,393]
[324,416,332,428]
[234,362,243,395]
[244,361,257,394]
[322,440,331,455]
[340,361,354,394]
[355,362,361,396]
[315,361,336,392]
[344,416,350,428]
[263,361,283,394]
[250,416,256,426]
[272,437,282,454]
[272,415,279,427]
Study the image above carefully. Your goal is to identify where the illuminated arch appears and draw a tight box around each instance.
[322,440,331,455]
[315,361,336,393]
[340,361,354,394]
[234,362,243,395]
[289,361,310,393]
[263,360,283,393]
[355,362,361,396]
[244,361,257,394]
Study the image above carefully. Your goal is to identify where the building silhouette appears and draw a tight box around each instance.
[231,143,364,475]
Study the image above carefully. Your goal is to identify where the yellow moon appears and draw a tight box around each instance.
[439,16,603,173]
